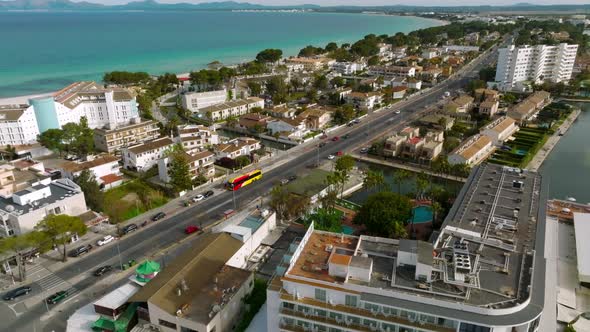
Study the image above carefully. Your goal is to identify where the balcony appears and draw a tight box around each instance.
[279,293,454,332]
[280,308,375,332]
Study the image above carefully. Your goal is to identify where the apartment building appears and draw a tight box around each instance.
[448,134,494,166]
[507,91,552,124]
[29,81,139,133]
[198,97,264,122]
[268,163,545,332]
[494,43,578,91]
[480,116,518,146]
[93,119,160,153]
[0,104,40,147]
[286,57,336,71]
[60,155,122,189]
[346,92,383,111]
[0,178,87,236]
[331,62,366,75]
[122,137,175,171]
[175,125,218,154]
[368,66,416,78]
[158,150,215,184]
[181,89,227,113]
[479,99,500,117]
[383,127,443,161]
[215,137,261,159]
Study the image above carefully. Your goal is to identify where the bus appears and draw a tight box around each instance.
[226,169,262,191]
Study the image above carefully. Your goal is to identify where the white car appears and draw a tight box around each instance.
[394,110,401,114]
[192,194,204,202]
[327,155,335,160]
[97,235,114,246]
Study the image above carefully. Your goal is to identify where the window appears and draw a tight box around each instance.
[345,295,357,307]
[158,319,177,329]
[315,288,326,301]
[180,327,197,332]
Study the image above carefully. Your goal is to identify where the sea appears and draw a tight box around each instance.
[0,11,442,98]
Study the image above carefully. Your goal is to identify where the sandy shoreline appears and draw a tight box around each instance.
[0,92,54,105]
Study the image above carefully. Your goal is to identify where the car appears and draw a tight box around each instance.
[69,244,92,257]
[320,134,328,139]
[280,178,289,185]
[318,142,326,148]
[347,122,354,127]
[121,223,138,235]
[96,235,114,246]
[394,110,401,114]
[327,155,335,160]
[203,190,214,198]
[288,175,297,181]
[332,136,339,141]
[151,212,166,221]
[93,265,113,277]
[343,134,350,139]
[353,119,361,124]
[3,286,32,301]
[185,225,200,234]
[336,151,343,156]
[46,290,69,305]
[192,195,204,202]
[360,147,369,154]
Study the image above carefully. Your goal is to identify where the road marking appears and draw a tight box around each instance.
[5,303,21,317]
[204,200,231,214]
[35,274,66,292]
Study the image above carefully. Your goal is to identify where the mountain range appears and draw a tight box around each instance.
[0,0,588,12]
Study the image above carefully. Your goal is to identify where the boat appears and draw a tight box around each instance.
[566,196,577,202]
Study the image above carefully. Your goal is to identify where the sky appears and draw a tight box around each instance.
[68,0,590,6]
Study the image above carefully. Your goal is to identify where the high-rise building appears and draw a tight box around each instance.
[267,163,546,332]
[494,43,578,91]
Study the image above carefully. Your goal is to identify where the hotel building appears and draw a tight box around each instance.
[267,163,546,332]
[0,104,40,146]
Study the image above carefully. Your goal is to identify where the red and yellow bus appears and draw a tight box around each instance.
[226,169,262,191]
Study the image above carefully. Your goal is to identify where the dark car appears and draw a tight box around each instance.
[203,190,214,198]
[347,122,354,127]
[45,290,68,305]
[3,285,32,301]
[94,265,113,277]
[343,134,350,139]
[69,244,92,257]
[121,223,138,235]
[288,175,297,181]
[332,136,339,141]
[318,142,326,148]
[151,212,166,221]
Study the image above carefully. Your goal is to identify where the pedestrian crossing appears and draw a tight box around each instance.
[35,274,66,292]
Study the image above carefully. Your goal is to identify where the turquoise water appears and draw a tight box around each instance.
[0,11,441,97]
[341,225,354,235]
[411,206,433,224]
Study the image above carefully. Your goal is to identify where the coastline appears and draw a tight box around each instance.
[0,92,54,105]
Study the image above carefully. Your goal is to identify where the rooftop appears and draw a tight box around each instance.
[573,213,590,279]
[482,116,516,134]
[285,169,331,198]
[199,97,263,114]
[452,134,492,160]
[53,81,134,109]
[61,155,119,173]
[127,137,174,155]
[94,119,157,134]
[0,104,28,121]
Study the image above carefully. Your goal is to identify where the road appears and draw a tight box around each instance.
[1,43,500,332]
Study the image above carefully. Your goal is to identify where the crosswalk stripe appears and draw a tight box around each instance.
[36,274,66,291]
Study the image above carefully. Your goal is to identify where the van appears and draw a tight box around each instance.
[97,235,114,246]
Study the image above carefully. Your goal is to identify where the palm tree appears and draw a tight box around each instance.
[393,169,411,195]
[431,201,443,227]
[416,172,430,199]
[363,169,385,192]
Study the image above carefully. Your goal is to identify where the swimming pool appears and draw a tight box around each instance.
[411,206,433,224]
[342,225,355,235]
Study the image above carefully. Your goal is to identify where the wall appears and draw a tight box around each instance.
[30,97,60,133]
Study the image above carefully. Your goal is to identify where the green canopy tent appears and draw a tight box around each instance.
[135,260,161,283]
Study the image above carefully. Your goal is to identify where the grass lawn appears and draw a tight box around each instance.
[104,181,169,223]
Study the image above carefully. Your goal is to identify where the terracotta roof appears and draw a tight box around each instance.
[200,97,263,114]
[61,155,120,173]
[100,173,123,185]
[455,135,492,160]
[329,253,352,266]
[392,86,408,92]
[127,137,174,155]
[486,117,516,134]
[187,150,215,162]
[453,95,474,107]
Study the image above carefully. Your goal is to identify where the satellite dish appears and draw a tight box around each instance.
[5,205,15,212]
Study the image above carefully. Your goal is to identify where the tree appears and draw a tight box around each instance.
[38,129,65,155]
[256,49,283,63]
[367,55,380,66]
[415,172,430,199]
[325,42,338,52]
[319,187,338,211]
[4,145,18,160]
[167,146,193,193]
[333,105,356,124]
[478,66,496,82]
[103,71,150,85]
[393,169,411,194]
[35,214,87,262]
[235,155,252,168]
[313,75,329,90]
[431,201,443,227]
[467,79,486,93]
[74,170,105,212]
[269,185,310,221]
[247,81,262,96]
[0,232,45,281]
[353,192,412,238]
[363,169,385,192]
[266,76,288,104]
[298,45,324,57]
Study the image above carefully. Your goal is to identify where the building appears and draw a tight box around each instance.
[465,31,480,43]
[443,45,480,52]
[93,119,160,153]
[29,81,139,133]
[181,89,227,113]
[299,107,333,130]
[158,150,215,184]
[421,48,440,60]
[0,159,48,199]
[0,104,40,147]
[480,116,518,146]
[417,114,455,131]
[198,97,264,122]
[214,137,261,160]
[331,62,366,75]
[346,92,383,111]
[175,125,219,154]
[445,95,475,116]
[391,86,408,100]
[507,91,552,123]
[407,78,422,90]
[479,99,500,117]
[269,105,297,119]
[448,134,494,166]
[267,163,545,332]
[285,57,335,71]
[122,137,175,171]
[368,65,416,78]
[237,113,271,132]
[0,178,87,236]
[60,155,122,190]
[474,88,500,102]
[266,117,308,140]
[384,127,443,161]
[284,169,333,205]
[383,135,405,157]
[494,43,578,91]
[128,233,254,332]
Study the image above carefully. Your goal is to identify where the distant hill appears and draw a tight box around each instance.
[0,0,588,12]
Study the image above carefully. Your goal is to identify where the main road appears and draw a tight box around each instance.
[3,42,501,332]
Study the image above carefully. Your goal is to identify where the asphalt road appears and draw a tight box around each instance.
[2,44,500,332]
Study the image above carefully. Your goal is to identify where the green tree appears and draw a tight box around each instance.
[35,215,87,262]
[247,81,262,96]
[4,145,18,160]
[393,169,411,194]
[363,169,385,192]
[0,232,45,281]
[103,71,150,85]
[73,169,105,212]
[167,146,193,193]
[467,79,486,93]
[431,201,443,227]
[313,75,329,90]
[325,42,339,52]
[235,155,252,168]
[266,76,288,104]
[256,49,283,63]
[268,185,310,221]
[298,45,324,57]
[38,129,65,155]
[367,56,380,66]
[478,66,496,82]
[333,105,356,124]
[415,172,430,199]
[353,192,412,238]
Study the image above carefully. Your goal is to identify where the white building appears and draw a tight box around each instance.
[0,104,40,147]
[448,134,494,166]
[175,124,219,154]
[93,119,160,153]
[214,137,261,159]
[494,43,578,91]
[59,155,122,190]
[0,178,87,236]
[158,150,216,184]
[267,163,546,332]
[346,92,383,111]
[421,48,440,60]
[29,81,139,133]
[331,62,366,75]
[181,89,227,113]
[368,65,416,78]
[480,116,518,146]
[198,97,264,122]
[266,117,308,139]
[122,137,175,171]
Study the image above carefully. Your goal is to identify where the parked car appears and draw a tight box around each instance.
[3,286,32,301]
[94,265,113,277]
[394,110,401,114]
[360,147,369,154]
[347,122,354,127]
[327,155,335,160]
[45,290,68,305]
[185,225,200,234]
[192,195,204,202]
[353,119,361,124]
[203,190,214,198]
[280,179,289,185]
[343,134,350,139]
[288,175,297,181]
[332,136,339,141]
[318,142,326,148]
[121,223,138,235]
[69,244,92,257]
[336,151,343,156]
[151,212,166,221]
[96,235,114,246]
